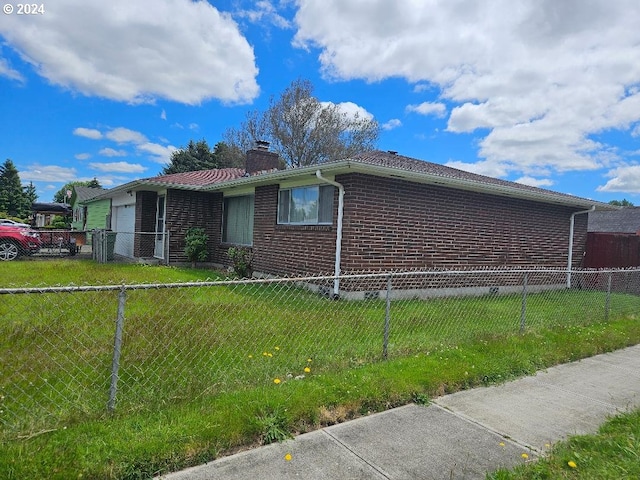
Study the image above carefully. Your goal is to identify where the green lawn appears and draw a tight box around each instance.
[1,260,639,479]
[489,408,640,479]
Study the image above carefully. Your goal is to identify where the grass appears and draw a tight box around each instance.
[489,408,640,479]
[1,260,639,479]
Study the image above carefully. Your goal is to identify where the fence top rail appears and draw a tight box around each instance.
[1,267,638,295]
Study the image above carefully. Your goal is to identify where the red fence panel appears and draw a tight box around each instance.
[584,232,640,268]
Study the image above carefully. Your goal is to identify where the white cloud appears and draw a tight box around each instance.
[0,56,25,83]
[137,142,177,164]
[75,153,91,160]
[89,162,147,174]
[189,123,200,131]
[514,176,554,188]
[20,165,78,183]
[99,148,127,157]
[1,0,259,104]
[293,0,640,177]
[445,159,510,178]
[406,102,447,118]
[105,127,147,145]
[235,1,292,29]
[382,119,402,130]
[598,165,640,193]
[321,101,374,121]
[73,127,102,140]
[160,109,167,120]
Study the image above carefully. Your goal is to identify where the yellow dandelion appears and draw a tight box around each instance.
[499,442,505,447]
[521,453,529,460]
[268,353,273,357]
[284,453,292,461]
[248,355,253,358]
[568,461,577,468]
[307,358,312,363]
[304,367,311,373]
[274,378,281,384]
[263,352,268,356]
[275,346,280,351]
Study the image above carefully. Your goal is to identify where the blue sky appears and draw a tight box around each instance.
[1,0,640,203]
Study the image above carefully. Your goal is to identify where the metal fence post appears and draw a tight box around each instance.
[108,286,126,412]
[605,272,612,321]
[520,272,528,333]
[383,274,392,359]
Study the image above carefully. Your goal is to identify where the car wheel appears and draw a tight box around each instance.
[0,240,19,261]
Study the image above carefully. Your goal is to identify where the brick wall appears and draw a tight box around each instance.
[244,173,588,276]
[251,184,338,275]
[336,173,587,271]
[157,173,588,275]
[165,189,222,264]
[134,191,157,257]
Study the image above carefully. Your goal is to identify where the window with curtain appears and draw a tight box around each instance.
[277,185,334,225]
[223,195,254,245]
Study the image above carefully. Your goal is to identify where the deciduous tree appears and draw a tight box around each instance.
[53,179,102,203]
[224,79,379,168]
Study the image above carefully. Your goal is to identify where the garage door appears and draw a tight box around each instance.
[113,204,135,258]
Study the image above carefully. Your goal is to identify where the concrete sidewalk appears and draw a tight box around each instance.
[159,345,640,480]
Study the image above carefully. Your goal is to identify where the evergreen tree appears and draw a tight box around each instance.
[608,199,634,207]
[0,159,31,218]
[162,139,220,174]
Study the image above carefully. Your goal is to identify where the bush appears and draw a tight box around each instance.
[184,228,209,266]
[227,246,253,278]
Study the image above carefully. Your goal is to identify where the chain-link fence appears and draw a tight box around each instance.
[1,268,639,436]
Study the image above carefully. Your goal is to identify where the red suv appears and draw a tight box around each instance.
[0,225,42,261]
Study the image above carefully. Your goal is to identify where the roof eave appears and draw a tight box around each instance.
[207,160,613,210]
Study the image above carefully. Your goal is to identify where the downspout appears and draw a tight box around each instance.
[316,170,344,298]
[567,206,595,288]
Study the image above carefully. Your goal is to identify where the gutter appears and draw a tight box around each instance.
[567,206,596,288]
[316,170,345,298]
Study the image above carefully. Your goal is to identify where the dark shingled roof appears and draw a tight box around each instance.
[588,207,640,233]
[143,168,245,187]
[73,186,106,202]
[350,150,592,205]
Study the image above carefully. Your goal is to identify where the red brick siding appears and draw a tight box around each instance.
[251,184,338,275]
[165,189,222,264]
[336,173,586,272]
[134,191,158,257]
[157,174,588,275]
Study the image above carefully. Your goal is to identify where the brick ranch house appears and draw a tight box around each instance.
[90,147,613,292]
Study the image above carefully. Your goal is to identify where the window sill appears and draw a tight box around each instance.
[275,224,334,232]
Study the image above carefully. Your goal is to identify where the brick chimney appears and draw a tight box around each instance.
[246,141,282,175]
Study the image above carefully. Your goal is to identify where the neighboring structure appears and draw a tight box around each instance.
[70,186,109,235]
[32,202,71,227]
[585,207,640,268]
[92,147,614,283]
[588,207,640,234]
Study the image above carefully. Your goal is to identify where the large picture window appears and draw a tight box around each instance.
[278,185,334,225]
[223,195,254,245]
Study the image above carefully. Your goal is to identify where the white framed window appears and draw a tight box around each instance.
[278,185,334,225]
[223,195,254,245]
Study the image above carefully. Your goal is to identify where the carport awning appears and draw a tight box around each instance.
[31,202,71,215]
